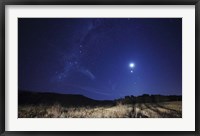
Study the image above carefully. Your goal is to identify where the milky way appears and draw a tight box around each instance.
[54,19,103,82]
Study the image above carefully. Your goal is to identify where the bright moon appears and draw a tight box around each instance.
[129,63,135,68]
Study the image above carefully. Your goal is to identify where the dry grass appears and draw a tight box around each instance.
[18,101,182,118]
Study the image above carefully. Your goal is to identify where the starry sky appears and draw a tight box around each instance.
[18,18,182,100]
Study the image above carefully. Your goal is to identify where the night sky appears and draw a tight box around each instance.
[18,18,182,100]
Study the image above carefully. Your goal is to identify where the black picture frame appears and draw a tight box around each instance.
[0,0,199,136]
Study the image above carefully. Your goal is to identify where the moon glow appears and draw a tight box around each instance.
[129,63,135,68]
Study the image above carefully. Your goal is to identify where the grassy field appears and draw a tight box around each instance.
[18,101,182,118]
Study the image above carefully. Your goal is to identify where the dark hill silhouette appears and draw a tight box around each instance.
[19,90,182,107]
[18,90,114,107]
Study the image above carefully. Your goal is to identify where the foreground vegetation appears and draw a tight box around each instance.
[18,101,182,118]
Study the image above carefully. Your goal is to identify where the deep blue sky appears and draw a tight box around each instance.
[18,18,182,100]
